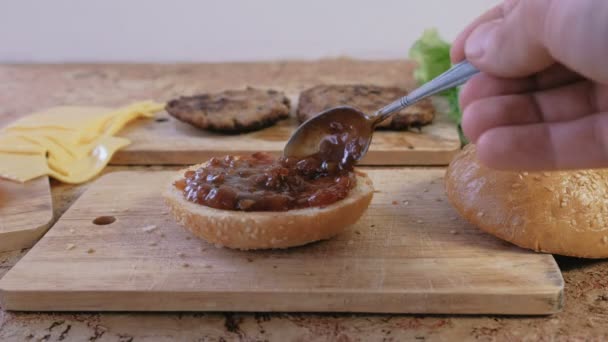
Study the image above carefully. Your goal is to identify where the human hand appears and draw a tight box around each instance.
[451,0,608,171]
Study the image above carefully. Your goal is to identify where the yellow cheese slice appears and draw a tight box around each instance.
[0,153,49,182]
[0,101,164,184]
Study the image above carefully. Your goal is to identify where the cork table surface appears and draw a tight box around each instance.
[1,61,607,341]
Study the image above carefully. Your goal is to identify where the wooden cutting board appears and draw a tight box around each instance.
[0,170,563,314]
[0,177,53,252]
[111,98,460,166]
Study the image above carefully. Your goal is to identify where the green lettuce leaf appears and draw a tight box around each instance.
[409,29,467,144]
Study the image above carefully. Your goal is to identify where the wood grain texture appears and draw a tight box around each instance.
[0,170,563,314]
[0,177,53,252]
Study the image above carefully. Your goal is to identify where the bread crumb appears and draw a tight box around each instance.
[87,248,95,254]
[450,230,458,235]
[160,233,166,238]
[149,242,158,247]
[543,172,551,177]
[347,240,354,245]
[533,175,541,181]
[182,263,190,268]
[142,225,158,233]
[200,247,208,252]
[304,272,312,276]
[204,264,213,268]
[602,236,608,244]
[392,200,398,205]
[477,211,485,217]
[435,198,442,202]
[416,219,423,224]
[512,183,521,189]
[185,236,192,240]
[423,188,429,193]
[66,243,76,251]
[177,252,186,258]
[522,172,529,176]
[69,228,75,234]
[402,200,409,206]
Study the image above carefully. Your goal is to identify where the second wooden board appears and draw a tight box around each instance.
[0,169,563,314]
[0,177,53,252]
[112,108,460,166]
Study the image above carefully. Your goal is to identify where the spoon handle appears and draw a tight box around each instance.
[372,60,479,124]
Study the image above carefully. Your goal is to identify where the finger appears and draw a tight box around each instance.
[476,112,608,171]
[464,0,608,82]
[463,81,607,143]
[450,1,512,63]
[459,64,583,110]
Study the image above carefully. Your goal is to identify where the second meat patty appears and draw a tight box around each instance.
[296,84,435,130]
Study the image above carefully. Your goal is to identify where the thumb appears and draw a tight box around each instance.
[465,0,608,83]
[464,0,554,78]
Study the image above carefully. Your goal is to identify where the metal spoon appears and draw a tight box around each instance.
[283,61,479,166]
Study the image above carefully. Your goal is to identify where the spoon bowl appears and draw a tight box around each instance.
[283,106,374,167]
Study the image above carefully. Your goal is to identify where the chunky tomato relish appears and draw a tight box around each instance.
[173,152,356,211]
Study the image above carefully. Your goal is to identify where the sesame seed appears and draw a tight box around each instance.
[403,200,409,205]
[69,229,75,234]
[416,219,423,224]
[543,172,550,177]
[477,211,485,217]
[602,236,608,244]
[66,243,76,251]
[142,225,158,233]
[512,183,521,189]
[533,176,541,181]
[523,172,529,176]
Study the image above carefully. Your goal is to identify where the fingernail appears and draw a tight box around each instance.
[465,20,500,60]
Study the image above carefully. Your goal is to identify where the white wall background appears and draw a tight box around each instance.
[0,0,499,63]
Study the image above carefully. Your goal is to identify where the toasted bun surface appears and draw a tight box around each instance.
[445,144,608,258]
[163,165,374,250]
